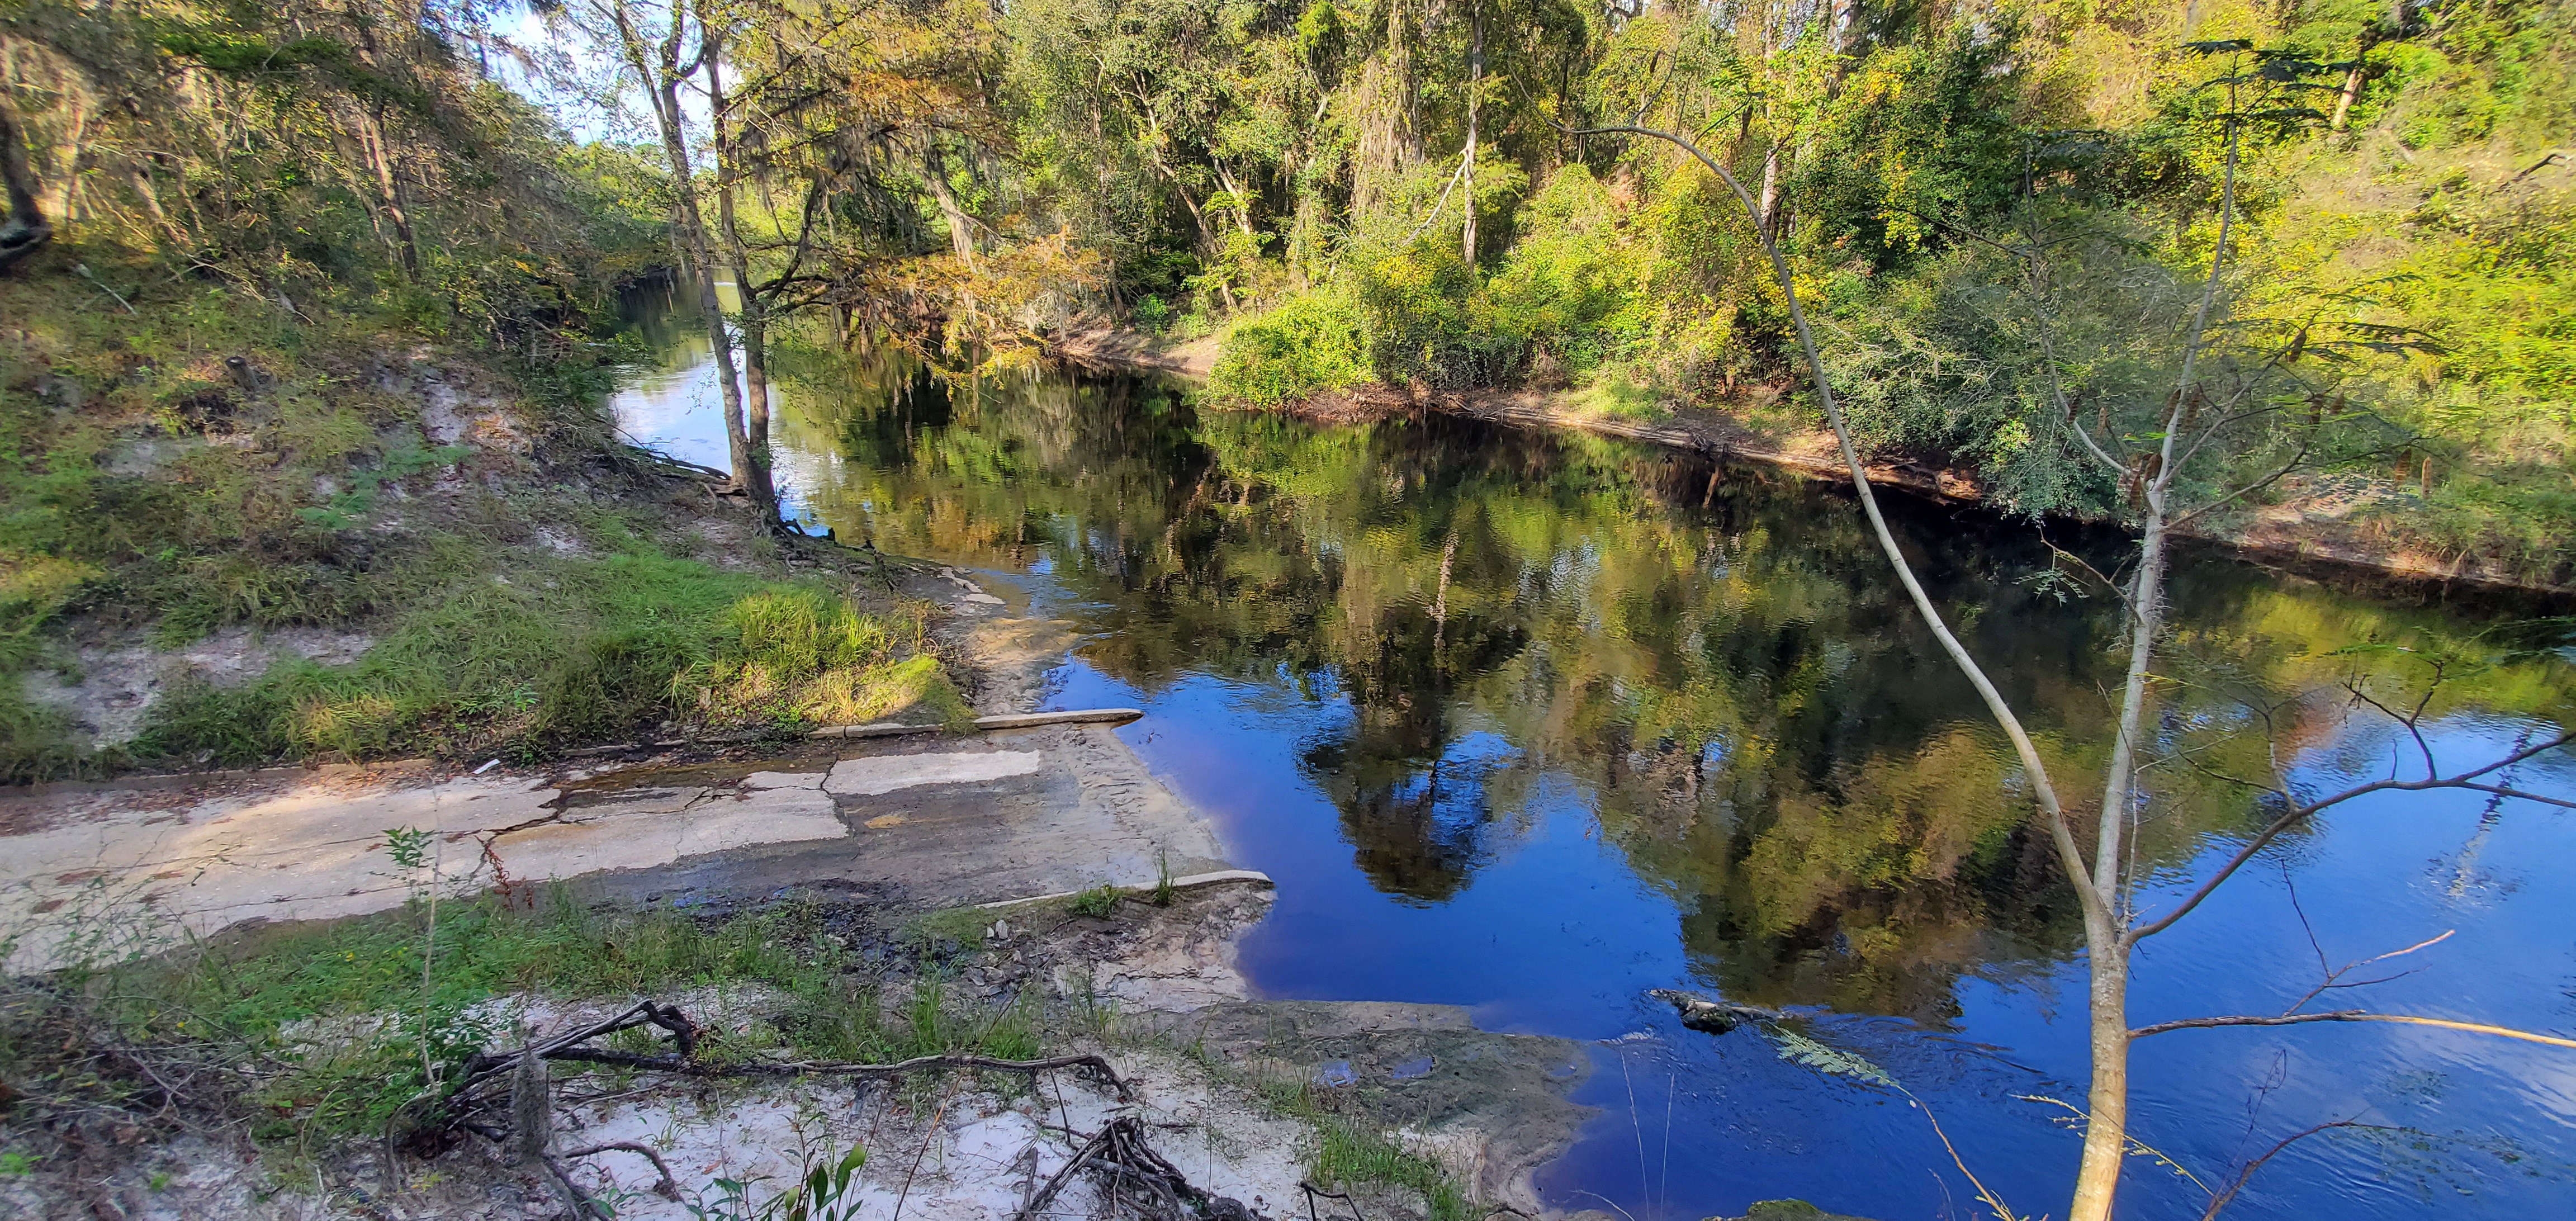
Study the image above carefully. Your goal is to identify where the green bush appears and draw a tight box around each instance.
[1209,290,1370,406]
[1484,166,1654,384]
[1356,244,1526,389]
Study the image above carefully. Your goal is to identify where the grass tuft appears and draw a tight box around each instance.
[1067,883,1123,919]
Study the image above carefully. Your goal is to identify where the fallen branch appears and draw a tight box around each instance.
[2198,1120,2374,1220]
[2130,1010,2576,1048]
[513,1047,1135,1098]
[1014,1119,1116,1221]
[536,1152,611,1220]
[1012,1115,1245,1221]
[1301,1180,1371,1221]
[454,1001,698,1095]
[561,1141,683,1202]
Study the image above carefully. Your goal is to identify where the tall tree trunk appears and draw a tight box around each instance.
[608,0,755,507]
[2073,919,2132,1221]
[1211,161,1258,237]
[354,107,420,276]
[924,144,977,262]
[702,16,779,522]
[1393,0,1419,165]
[1461,5,1483,263]
[45,89,88,224]
[0,101,56,270]
[1146,151,1234,311]
[1756,142,1782,240]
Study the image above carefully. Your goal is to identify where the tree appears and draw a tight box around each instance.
[1579,37,2574,1221]
[593,0,771,516]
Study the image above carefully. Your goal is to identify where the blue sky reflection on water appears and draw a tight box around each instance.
[1049,646,2576,1220]
[613,326,2576,1220]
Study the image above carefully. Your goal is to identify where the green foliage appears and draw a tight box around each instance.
[1786,26,2030,267]
[771,1147,870,1221]
[1356,244,1526,389]
[1067,883,1123,918]
[1484,167,1655,384]
[1310,1118,1474,1221]
[1209,291,1369,406]
[1164,0,2576,579]
[1765,1026,1898,1089]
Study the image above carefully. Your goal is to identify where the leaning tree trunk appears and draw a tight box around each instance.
[609,0,755,503]
[924,144,977,263]
[356,105,420,276]
[702,26,779,521]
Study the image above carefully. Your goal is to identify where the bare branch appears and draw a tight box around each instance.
[2455,782,2576,811]
[561,1141,682,1201]
[2130,727,2576,943]
[2166,438,2311,532]
[1567,120,2102,915]
[2198,1120,2371,1220]
[2132,1010,2576,1049]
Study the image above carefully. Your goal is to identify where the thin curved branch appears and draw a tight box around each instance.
[561,1141,682,1201]
[2131,1010,2576,1049]
[2198,1121,2372,1221]
[2456,782,2576,811]
[2166,436,2312,532]
[2359,687,2438,773]
[2129,729,2576,944]
[1569,121,2100,912]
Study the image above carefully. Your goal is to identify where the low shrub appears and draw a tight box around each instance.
[1208,291,1370,407]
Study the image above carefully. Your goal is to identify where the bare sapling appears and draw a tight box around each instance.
[1580,37,2574,1221]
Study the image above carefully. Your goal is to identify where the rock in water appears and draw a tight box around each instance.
[1647,988,1781,1035]
[1722,1199,1881,1221]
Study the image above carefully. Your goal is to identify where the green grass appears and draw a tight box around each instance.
[899,904,996,954]
[1310,1118,1473,1221]
[1,245,974,779]
[123,539,963,767]
[1153,1026,1474,1221]
[3,889,1038,1146]
[1199,1052,1471,1221]
[1066,883,1123,919]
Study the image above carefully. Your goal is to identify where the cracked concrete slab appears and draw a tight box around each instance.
[579,726,1229,913]
[2,723,1231,971]
[1,587,1229,971]
[822,749,1042,796]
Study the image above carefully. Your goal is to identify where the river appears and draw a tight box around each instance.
[612,305,2576,1220]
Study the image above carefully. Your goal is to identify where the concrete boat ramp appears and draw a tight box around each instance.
[0,712,1233,971]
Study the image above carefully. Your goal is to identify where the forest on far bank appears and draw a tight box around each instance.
[1078,0,2570,585]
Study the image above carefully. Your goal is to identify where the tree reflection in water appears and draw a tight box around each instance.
[770,342,2576,1023]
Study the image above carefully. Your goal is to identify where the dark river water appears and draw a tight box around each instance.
[613,313,2576,1221]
